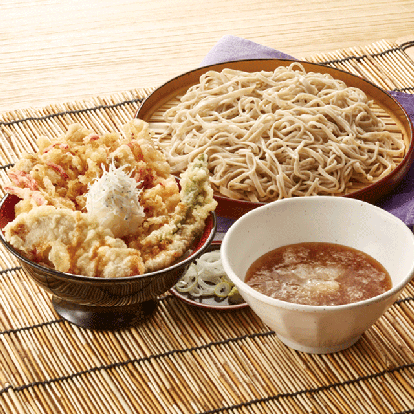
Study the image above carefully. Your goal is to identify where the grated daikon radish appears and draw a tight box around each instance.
[86,161,145,238]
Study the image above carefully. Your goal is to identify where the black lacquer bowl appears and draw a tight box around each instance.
[0,194,216,330]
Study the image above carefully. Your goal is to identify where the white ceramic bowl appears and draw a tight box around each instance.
[221,196,414,354]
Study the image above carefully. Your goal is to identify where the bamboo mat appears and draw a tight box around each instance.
[1,39,414,414]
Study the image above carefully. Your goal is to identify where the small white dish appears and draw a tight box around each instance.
[171,241,247,310]
[221,196,414,354]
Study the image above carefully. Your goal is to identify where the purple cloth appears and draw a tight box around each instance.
[377,92,414,224]
[202,36,414,226]
[201,35,295,66]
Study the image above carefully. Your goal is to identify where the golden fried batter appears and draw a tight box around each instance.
[5,206,145,277]
[4,119,217,277]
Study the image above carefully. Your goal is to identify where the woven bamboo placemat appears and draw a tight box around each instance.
[1,39,414,414]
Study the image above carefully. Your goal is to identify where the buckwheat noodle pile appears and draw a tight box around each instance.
[157,63,405,202]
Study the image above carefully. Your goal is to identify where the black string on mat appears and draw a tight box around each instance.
[0,163,14,171]
[197,362,414,414]
[0,329,275,396]
[0,97,144,128]
[0,266,22,275]
[0,319,64,337]
[400,40,414,52]
[316,41,414,67]
[0,41,412,135]
[0,288,175,338]
[0,333,413,414]
[0,294,175,337]
[0,291,412,338]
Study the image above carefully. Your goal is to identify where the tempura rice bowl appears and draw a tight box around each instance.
[0,193,216,330]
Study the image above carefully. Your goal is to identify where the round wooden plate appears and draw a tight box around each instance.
[136,59,414,219]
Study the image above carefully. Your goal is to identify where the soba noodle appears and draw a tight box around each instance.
[157,63,405,202]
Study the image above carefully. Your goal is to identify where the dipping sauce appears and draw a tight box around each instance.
[245,242,392,306]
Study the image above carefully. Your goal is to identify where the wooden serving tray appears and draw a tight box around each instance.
[139,59,414,218]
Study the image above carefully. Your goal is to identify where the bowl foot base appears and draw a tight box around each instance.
[276,334,361,354]
[52,297,158,330]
